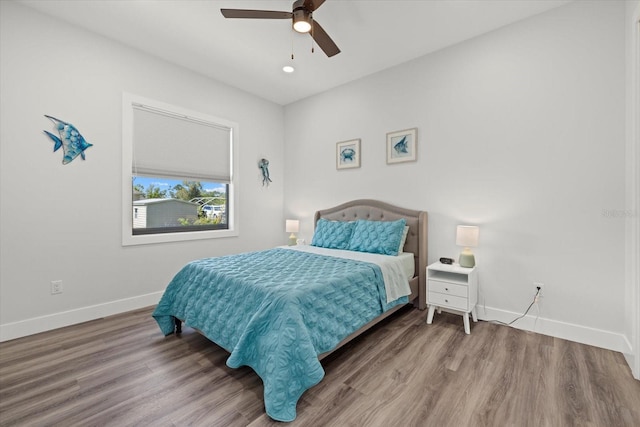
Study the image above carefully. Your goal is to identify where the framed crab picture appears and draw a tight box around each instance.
[336,138,361,170]
[386,128,417,164]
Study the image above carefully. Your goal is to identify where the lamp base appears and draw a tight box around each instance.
[288,233,297,246]
[458,252,476,268]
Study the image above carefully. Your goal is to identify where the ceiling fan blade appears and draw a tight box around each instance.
[303,0,326,12]
[311,20,340,57]
[221,9,292,19]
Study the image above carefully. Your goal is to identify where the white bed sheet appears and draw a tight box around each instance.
[284,245,413,303]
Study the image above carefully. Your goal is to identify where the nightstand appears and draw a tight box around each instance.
[426,262,478,334]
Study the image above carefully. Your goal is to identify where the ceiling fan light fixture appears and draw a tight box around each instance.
[292,9,311,33]
[221,0,340,57]
[282,65,295,73]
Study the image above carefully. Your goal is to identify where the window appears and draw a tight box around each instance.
[122,93,238,245]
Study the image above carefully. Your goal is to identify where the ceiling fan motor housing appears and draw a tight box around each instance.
[292,4,312,33]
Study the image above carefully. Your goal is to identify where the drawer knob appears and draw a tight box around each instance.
[445,299,449,303]
[445,288,449,291]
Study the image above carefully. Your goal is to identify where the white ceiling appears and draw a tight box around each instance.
[19,0,572,105]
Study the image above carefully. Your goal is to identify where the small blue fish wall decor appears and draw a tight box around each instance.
[393,136,408,154]
[43,115,93,164]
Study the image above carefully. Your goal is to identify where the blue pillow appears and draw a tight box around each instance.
[348,219,407,256]
[311,219,355,250]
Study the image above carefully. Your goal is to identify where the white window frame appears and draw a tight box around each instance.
[121,92,239,246]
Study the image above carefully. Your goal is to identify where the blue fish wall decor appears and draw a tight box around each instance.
[43,115,93,164]
[393,136,409,154]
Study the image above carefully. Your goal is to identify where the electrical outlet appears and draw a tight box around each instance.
[51,280,63,295]
[533,282,544,297]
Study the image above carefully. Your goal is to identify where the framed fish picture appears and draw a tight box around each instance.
[386,128,417,164]
[336,138,361,170]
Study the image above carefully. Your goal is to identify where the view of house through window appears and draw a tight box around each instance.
[132,175,228,235]
[122,93,238,245]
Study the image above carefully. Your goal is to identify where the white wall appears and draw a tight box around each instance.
[1,0,631,359]
[284,0,628,351]
[624,0,640,379]
[0,2,285,340]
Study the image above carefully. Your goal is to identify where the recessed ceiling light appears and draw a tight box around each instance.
[282,65,295,73]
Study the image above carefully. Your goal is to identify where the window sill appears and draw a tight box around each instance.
[122,228,238,246]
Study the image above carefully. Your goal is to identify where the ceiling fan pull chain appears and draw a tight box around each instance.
[311,19,315,53]
[291,29,295,60]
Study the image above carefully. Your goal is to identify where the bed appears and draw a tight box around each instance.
[152,199,427,422]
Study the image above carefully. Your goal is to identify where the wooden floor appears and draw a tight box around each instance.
[1,306,639,427]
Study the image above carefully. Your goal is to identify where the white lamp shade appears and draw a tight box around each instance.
[286,219,299,233]
[456,225,479,247]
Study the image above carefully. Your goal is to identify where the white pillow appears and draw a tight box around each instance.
[397,226,409,254]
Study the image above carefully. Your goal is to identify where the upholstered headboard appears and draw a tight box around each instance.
[314,199,427,310]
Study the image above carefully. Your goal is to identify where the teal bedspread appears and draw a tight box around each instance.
[152,248,407,422]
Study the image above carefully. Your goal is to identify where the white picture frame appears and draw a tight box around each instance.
[386,128,417,164]
[336,139,361,170]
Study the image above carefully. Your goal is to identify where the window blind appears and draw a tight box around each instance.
[132,104,231,183]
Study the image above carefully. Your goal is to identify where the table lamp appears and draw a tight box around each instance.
[286,219,299,246]
[456,225,479,268]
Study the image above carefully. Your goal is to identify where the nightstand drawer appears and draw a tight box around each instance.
[428,280,468,298]
[428,291,468,311]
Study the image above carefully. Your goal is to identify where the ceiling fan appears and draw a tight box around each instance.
[221,0,340,57]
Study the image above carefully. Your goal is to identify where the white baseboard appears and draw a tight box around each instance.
[475,305,633,355]
[1,295,634,361]
[623,349,639,380]
[0,291,164,342]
